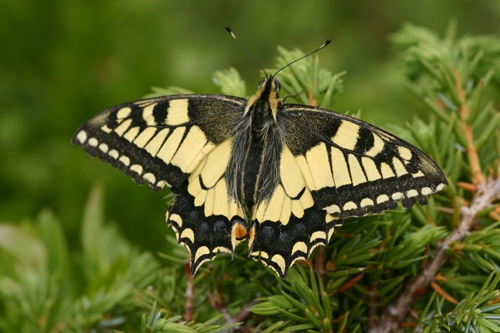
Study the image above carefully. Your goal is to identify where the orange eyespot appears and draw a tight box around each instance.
[233,223,248,240]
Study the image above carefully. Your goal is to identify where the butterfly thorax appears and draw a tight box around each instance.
[227,77,284,216]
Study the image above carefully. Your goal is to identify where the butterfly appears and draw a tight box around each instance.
[72,30,447,278]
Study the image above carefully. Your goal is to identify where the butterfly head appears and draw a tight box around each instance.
[245,76,283,123]
[259,76,281,100]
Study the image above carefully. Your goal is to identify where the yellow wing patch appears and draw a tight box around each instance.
[185,138,246,249]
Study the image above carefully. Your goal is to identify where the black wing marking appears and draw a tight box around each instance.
[72,94,245,191]
[72,94,248,273]
[280,104,447,219]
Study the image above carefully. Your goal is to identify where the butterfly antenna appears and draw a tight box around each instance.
[273,39,331,77]
[225,26,269,78]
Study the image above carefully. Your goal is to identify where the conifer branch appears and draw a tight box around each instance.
[370,169,500,333]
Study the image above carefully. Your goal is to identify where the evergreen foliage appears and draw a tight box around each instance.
[1,22,499,332]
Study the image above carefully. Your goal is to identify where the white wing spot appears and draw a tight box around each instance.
[130,164,143,175]
[436,183,445,192]
[406,189,419,198]
[119,156,130,166]
[143,172,156,184]
[88,137,98,147]
[98,143,109,153]
[76,130,87,144]
[108,149,119,159]
[324,204,340,215]
[360,198,374,207]
[421,187,433,195]
[157,180,171,188]
[376,194,389,203]
[392,192,403,200]
[343,201,357,211]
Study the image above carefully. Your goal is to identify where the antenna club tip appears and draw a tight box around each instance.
[325,39,331,45]
[225,26,237,39]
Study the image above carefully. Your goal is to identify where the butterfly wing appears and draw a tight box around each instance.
[248,145,339,277]
[248,104,447,277]
[72,94,248,273]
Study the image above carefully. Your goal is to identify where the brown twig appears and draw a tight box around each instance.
[222,300,257,333]
[454,69,485,185]
[314,246,327,278]
[183,263,194,321]
[368,280,379,330]
[369,171,500,333]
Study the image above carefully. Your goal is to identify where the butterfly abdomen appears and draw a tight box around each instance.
[224,77,284,211]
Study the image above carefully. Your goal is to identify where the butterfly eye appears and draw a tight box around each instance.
[274,80,281,92]
[258,78,266,88]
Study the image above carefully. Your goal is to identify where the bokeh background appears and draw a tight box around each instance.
[2,0,500,255]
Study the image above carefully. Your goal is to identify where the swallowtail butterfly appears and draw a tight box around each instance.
[72,29,447,278]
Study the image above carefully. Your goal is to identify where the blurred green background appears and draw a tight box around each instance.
[2,0,500,255]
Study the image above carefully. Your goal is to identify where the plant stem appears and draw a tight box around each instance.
[454,69,485,184]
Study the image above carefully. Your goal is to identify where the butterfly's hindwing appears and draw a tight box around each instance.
[167,181,247,274]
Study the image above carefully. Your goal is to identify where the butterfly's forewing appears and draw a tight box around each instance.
[72,95,248,273]
[248,104,447,277]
